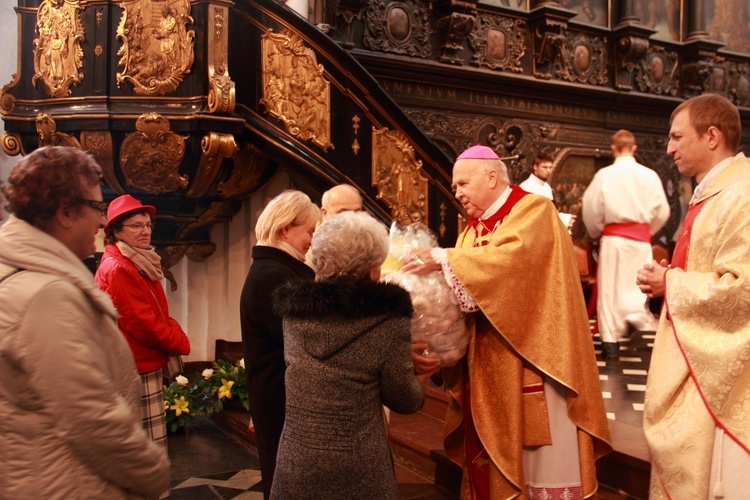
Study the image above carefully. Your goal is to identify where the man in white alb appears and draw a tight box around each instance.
[582,129,670,358]
[519,153,576,229]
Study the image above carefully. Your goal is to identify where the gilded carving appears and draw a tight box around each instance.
[260,30,333,152]
[207,5,235,114]
[470,15,526,73]
[218,143,269,199]
[179,201,225,238]
[186,132,238,198]
[119,113,189,194]
[363,0,432,58]
[36,113,81,148]
[556,32,607,85]
[352,115,360,155]
[80,131,125,194]
[371,127,428,225]
[635,46,679,96]
[438,13,475,65]
[32,0,85,98]
[0,77,19,115]
[115,0,195,96]
[186,243,217,262]
[1,133,25,157]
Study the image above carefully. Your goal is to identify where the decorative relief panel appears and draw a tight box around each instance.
[32,0,85,98]
[682,55,727,97]
[260,30,333,152]
[115,0,195,95]
[371,127,428,225]
[470,15,526,73]
[207,5,235,114]
[119,113,189,194]
[36,113,81,148]
[635,46,679,96]
[729,62,750,108]
[438,12,475,65]
[556,32,607,85]
[363,0,432,58]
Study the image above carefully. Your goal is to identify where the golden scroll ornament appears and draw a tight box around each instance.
[115,0,195,96]
[36,113,81,148]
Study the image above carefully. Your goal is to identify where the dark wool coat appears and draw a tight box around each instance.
[239,245,315,499]
[270,279,424,500]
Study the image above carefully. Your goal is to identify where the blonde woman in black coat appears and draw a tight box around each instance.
[270,211,424,499]
[239,190,321,499]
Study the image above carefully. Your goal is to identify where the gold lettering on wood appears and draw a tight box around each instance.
[371,127,428,225]
[260,30,333,152]
[116,0,195,95]
[119,113,189,194]
[32,0,85,98]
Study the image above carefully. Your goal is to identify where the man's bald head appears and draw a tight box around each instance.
[321,184,363,217]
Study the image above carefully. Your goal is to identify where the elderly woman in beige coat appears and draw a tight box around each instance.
[0,147,170,499]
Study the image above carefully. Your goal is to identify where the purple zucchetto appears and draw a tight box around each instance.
[456,145,500,160]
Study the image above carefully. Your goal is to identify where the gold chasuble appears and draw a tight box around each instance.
[644,153,750,499]
[443,190,611,499]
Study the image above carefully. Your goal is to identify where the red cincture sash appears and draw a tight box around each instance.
[670,196,714,269]
[602,222,651,243]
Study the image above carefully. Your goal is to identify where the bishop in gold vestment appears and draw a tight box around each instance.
[407,145,611,499]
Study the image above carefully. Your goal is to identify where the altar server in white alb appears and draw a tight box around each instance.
[582,129,670,358]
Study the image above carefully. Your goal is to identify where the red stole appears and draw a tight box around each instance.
[671,196,715,269]
[467,185,529,247]
[464,185,528,499]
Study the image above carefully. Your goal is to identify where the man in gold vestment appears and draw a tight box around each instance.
[407,145,611,499]
[637,94,750,499]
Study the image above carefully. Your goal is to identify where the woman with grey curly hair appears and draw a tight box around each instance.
[311,209,389,280]
[270,211,424,499]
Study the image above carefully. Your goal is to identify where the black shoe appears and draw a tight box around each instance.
[602,342,619,359]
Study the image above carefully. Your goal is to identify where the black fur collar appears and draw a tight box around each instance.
[273,278,413,319]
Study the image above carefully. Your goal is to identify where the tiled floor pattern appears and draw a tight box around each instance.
[591,322,654,428]
[167,324,654,499]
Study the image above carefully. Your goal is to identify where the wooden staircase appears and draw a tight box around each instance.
[386,385,462,495]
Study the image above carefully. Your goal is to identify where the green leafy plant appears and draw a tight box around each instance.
[163,358,249,433]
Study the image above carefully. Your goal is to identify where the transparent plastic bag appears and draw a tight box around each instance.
[382,222,468,367]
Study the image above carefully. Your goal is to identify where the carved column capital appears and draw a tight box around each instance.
[680,39,728,97]
[612,24,654,90]
[437,12,476,65]
[528,4,576,80]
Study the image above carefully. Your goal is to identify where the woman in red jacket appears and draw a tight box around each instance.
[96,194,190,451]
